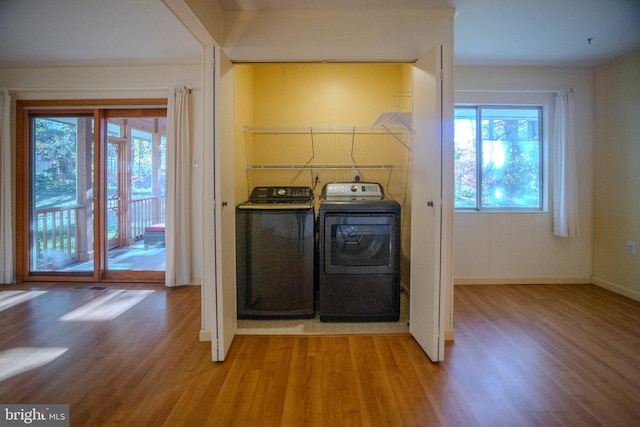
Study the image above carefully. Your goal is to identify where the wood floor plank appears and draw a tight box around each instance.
[1,283,640,426]
[349,335,385,426]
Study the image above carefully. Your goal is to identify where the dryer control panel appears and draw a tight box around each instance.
[322,182,384,200]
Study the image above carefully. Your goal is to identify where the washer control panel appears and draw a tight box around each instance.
[249,186,314,204]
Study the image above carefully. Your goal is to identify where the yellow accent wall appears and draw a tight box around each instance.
[234,63,412,204]
[233,64,253,205]
[234,62,414,286]
[251,63,406,125]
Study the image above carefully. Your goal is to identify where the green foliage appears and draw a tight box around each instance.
[131,135,155,197]
[454,107,541,210]
[34,118,79,208]
[481,119,540,208]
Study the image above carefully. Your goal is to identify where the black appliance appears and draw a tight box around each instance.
[236,186,315,319]
[318,182,401,322]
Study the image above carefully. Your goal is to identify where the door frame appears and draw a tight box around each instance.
[106,133,127,250]
[15,99,167,283]
[204,51,454,361]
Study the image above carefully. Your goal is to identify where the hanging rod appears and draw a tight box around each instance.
[243,125,409,134]
[455,88,574,94]
[246,164,398,170]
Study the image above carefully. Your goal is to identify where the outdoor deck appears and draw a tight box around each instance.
[61,241,165,272]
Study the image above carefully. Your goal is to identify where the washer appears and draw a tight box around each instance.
[236,186,315,319]
[318,182,401,322]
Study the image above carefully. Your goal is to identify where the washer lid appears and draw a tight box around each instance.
[322,182,384,200]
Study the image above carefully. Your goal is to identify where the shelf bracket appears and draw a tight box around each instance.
[382,124,412,152]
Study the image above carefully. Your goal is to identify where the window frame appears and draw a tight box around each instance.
[454,104,544,212]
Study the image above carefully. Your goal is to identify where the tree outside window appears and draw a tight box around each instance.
[454,106,542,211]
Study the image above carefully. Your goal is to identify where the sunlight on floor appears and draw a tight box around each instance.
[0,291,47,312]
[59,290,154,322]
[0,347,68,382]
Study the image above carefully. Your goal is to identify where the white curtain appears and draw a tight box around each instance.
[553,90,579,237]
[0,89,14,284]
[165,87,191,286]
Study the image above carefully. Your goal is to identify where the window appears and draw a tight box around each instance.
[454,106,543,210]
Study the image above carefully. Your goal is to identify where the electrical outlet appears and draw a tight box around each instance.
[352,168,361,182]
[627,240,637,255]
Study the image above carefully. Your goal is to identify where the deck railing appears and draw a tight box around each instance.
[35,204,84,269]
[130,196,165,240]
[36,195,165,269]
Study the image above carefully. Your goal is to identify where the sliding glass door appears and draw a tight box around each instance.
[29,114,96,275]
[103,111,166,281]
[17,101,167,282]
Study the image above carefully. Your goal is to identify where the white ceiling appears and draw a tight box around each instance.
[0,0,202,67]
[0,0,638,68]
[453,0,640,67]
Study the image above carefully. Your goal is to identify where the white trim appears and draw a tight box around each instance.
[9,86,175,93]
[592,277,640,303]
[444,328,455,341]
[226,8,455,19]
[162,0,218,46]
[454,276,592,285]
[199,329,212,342]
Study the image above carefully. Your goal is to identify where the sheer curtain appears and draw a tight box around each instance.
[0,89,14,284]
[553,90,579,237]
[165,87,192,286]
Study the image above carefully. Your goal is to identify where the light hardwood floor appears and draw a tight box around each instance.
[1,283,639,426]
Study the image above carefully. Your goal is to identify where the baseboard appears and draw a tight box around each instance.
[453,276,640,303]
[454,276,592,285]
[444,328,455,341]
[199,329,212,342]
[592,277,640,303]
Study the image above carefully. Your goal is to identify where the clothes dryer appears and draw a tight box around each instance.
[318,182,400,322]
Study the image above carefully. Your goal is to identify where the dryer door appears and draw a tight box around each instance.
[323,214,398,275]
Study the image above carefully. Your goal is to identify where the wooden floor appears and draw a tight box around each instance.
[1,283,640,426]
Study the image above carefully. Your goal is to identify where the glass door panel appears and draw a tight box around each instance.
[104,115,166,275]
[30,115,95,274]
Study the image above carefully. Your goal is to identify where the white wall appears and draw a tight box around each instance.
[222,9,454,62]
[592,49,640,300]
[453,67,593,284]
[0,64,204,284]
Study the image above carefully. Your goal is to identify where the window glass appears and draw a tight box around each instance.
[31,115,94,272]
[454,106,542,210]
[453,108,477,208]
[131,129,153,198]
